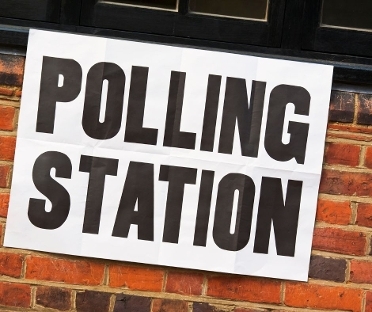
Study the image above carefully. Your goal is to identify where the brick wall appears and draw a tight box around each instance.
[0,53,371,312]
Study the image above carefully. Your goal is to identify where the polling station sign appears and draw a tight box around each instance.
[4,29,333,281]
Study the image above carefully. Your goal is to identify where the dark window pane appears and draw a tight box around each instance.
[322,0,372,31]
[0,0,60,22]
[189,0,268,20]
[104,0,177,10]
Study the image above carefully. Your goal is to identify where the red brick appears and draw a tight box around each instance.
[0,86,13,96]
[152,299,188,312]
[324,142,360,166]
[0,282,31,308]
[0,54,25,86]
[319,169,372,196]
[0,252,23,277]
[316,198,351,225]
[207,275,281,304]
[0,192,9,217]
[356,203,372,228]
[364,146,372,169]
[312,228,366,256]
[36,286,71,311]
[26,256,104,286]
[0,165,11,188]
[0,136,16,161]
[109,264,164,291]
[0,106,15,131]
[14,89,22,97]
[366,292,372,312]
[166,271,203,295]
[285,282,362,311]
[349,260,372,284]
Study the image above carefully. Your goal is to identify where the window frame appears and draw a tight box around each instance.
[1,0,372,85]
[302,0,372,58]
[0,0,81,47]
[80,0,286,47]
[0,0,61,23]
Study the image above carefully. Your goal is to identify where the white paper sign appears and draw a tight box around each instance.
[4,29,333,281]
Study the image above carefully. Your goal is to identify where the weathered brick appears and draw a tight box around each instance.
[114,294,151,312]
[0,192,9,218]
[324,142,360,166]
[366,292,372,312]
[14,89,22,97]
[36,286,71,311]
[193,302,228,312]
[235,309,268,312]
[152,299,188,312]
[26,256,104,286]
[0,252,23,278]
[328,91,355,123]
[0,136,16,161]
[0,223,3,247]
[0,106,15,131]
[328,123,372,135]
[356,203,372,228]
[195,303,256,312]
[109,264,164,292]
[312,228,366,256]
[316,198,351,225]
[308,255,346,282]
[207,275,281,304]
[0,282,31,308]
[76,290,111,312]
[327,131,372,142]
[285,282,362,311]
[357,94,372,125]
[0,54,25,86]
[166,271,203,296]
[349,260,372,284]
[0,165,11,188]
[319,169,372,197]
[364,146,372,169]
